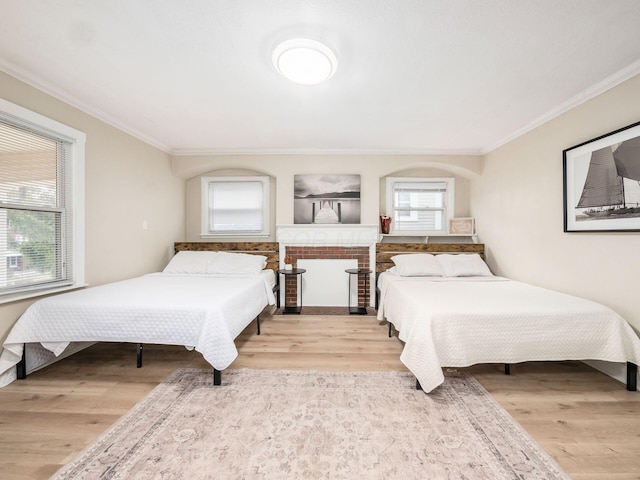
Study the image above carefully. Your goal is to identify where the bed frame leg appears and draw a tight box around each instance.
[416,379,422,391]
[256,314,261,335]
[136,343,143,368]
[388,322,393,338]
[213,368,221,386]
[275,272,281,309]
[504,364,511,375]
[627,362,637,391]
[16,344,26,380]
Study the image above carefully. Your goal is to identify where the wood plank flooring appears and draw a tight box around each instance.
[0,308,639,479]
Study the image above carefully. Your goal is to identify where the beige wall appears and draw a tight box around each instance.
[0,72,185,343]
[173,154,482,241]
[471,74,640,331]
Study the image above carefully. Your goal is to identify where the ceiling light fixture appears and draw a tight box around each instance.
[272,38,338,85]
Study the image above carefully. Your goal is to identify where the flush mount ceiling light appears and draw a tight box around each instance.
[272,38,338,85]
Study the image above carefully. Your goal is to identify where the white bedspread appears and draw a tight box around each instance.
[377,272,640,392]
[0,271,276,380]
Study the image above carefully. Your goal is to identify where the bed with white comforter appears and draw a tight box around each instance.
[377,255,640,393]
[0,247,277,386]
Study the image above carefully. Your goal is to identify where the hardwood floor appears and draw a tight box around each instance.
[1,308,639,479]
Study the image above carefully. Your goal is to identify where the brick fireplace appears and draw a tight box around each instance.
[277,225,378,308]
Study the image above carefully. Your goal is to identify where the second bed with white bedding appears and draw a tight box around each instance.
[377,271,640,393]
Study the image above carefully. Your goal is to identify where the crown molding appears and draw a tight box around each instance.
[3,55,638,159]
[481,59,640,155]
[170,147,483,157]
[0,59,172,154]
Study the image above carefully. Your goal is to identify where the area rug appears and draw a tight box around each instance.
[51,369,569,480]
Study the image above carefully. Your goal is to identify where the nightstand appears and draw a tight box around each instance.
[345,268,372,315]
[277,268,306,314]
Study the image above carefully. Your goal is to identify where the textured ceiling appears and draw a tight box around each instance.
[1,0,640,155]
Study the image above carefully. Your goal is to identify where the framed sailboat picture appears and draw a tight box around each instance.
[563,120,640,232]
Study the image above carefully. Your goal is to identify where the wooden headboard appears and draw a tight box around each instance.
[375,242,485,273]
[173,242,280,271]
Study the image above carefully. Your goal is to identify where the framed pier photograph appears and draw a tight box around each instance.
[293,174,361,224]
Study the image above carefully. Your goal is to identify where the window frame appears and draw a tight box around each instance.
[385,176,455,235]
[0,98,85,304]
[200,175,270,238]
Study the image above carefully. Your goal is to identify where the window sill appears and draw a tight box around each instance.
[380,233,475,237]
[200,233,270,238]
[0,283,88,305]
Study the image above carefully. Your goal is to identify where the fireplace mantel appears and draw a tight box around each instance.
[276,224,379,246]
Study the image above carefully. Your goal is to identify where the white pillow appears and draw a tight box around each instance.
[391,254,444,277]
[162,251,219,274]
[210,252,267,275]
[436,254,492,277]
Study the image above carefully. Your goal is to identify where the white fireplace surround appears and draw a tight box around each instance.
[276,224,378,307]
[276,224,379,247]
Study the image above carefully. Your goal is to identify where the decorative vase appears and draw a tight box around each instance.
[380,215,392,234]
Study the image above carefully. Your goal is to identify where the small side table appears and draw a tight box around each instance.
[345,268,372,315]
[278,268,306,314]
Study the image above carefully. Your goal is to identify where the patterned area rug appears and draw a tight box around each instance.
[52,369,569,479]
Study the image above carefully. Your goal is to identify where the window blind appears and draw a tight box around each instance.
[207,180,264,232]
[391,181,448,232]
[0,118,73,294]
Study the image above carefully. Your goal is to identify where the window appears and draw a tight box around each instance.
[201,176,270,237]
[8,254,19,269]
[0,98,85,303]
[385,177,454,234]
